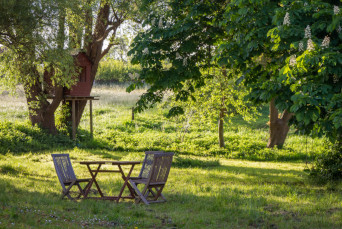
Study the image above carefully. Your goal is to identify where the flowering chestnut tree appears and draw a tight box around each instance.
[267,1,342,141]
[130,0,342,179]
[268,1,342,181]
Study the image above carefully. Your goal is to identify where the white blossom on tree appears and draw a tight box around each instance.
[334,5,340,15]
[304,25,311,39]
[289,55,297,66]
[299,41,304,51]
[142,47,149,55]
[321,36,330,49]
[307,38,314,51]
[283,12,290,26]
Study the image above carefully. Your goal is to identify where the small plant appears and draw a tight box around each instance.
[55,102,71,136]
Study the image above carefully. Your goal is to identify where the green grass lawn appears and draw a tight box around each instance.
[0,85,341,228]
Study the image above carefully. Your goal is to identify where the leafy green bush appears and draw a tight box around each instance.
[310,143,342,183]
[96,59,141,83]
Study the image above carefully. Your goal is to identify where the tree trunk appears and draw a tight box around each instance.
[267,98,293,148]
[218,68,227,148]
[24,69,64,134]
[218,108,225,148]
[24,5,65,134]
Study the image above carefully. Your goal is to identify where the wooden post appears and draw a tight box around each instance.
[72,100,76,140]
[90,100,93,138]
[132,107,134,121]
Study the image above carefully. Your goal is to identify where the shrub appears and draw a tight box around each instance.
[95,59,141,83]
[310,142,342,183]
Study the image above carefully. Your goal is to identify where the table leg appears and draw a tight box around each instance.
[84,164,104,198]
[116,164,136,203]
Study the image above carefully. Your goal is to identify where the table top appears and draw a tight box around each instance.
[79,161,141,165]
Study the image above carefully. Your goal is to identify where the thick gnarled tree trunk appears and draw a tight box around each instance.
[25,1,131,134]
[267,98,293,148]
[25,72,64,134]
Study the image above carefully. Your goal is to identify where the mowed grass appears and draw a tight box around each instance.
[0,85,341,228]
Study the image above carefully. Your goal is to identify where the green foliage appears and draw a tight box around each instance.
[96,58,141,83]
[128,0,226,112]
[55,102,71,135]
[310,141,342,183]
[268,0,342,142]
[0,121,73,154]
[129,0,342,180]
[165,69,260,123]
[0,0,77,92]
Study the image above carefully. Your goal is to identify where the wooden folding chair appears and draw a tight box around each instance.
[129,152,174,205]
[51,154,91,200]
[135,151,164,180]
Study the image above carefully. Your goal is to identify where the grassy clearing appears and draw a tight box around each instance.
[0,151,341,228]
[0,85,341,228]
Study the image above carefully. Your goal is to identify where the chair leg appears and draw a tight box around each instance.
[129,180,150,205]
[61,181,76,200]
[76,183,85,199]
[153,186,165,201]
[148,186,166,202]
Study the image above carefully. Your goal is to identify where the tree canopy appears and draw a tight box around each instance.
[129,0,342,143]
[0,0,144,133]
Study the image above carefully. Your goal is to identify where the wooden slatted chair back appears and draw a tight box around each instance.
[149,152,174,184]
[51,154,77,189]
[139,151,164,179]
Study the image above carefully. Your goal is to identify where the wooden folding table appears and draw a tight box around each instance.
[80,161,140,202]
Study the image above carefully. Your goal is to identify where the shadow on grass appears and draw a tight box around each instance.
[0,177,129,227]
[0,164,340,229]
[172,156,220,168]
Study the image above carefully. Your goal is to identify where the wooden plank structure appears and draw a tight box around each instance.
[129,152,174,205]
[64,95,99,140]
[44,52,99,140]
[51,154,91,200]
[79,161,141,202]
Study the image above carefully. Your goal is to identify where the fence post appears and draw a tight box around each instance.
[132,107,135,121]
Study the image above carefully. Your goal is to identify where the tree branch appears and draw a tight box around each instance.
[281,109,294,123]
[46,86,63,114]
[99,30,120,59]
[269,98,279,124]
